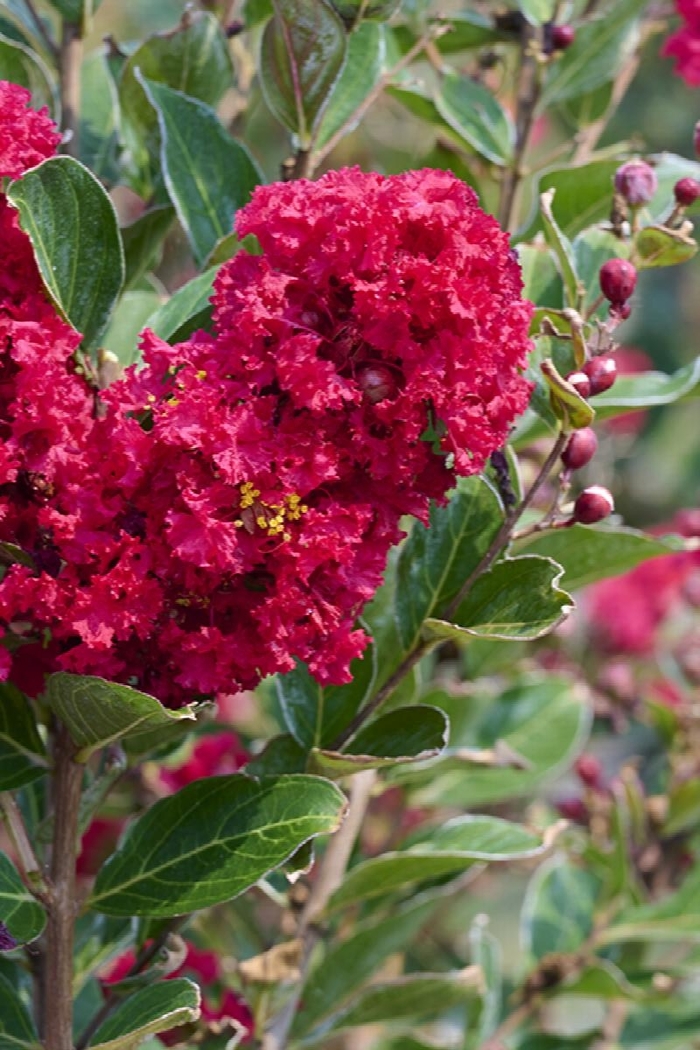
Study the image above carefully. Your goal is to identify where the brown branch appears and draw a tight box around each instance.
[498,23,544,232]
[59,21,83,157]
[44,724,83,1050]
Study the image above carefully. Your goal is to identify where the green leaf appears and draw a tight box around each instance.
[90,775,346,916]
[80,49,118,181]
[46,0,84,21]
[573,226,631,317]
[466,919,502,1048]
[620,1001,700,1049]
[101,291,163,370]
[0,684,47,791]
[0,31,57,113]
[139,77,263,267]
[146,266,217,343]
[405,673,591,808]
[7,157,124,349]
[665,779,700,836]
[119,11,233,194]
[598,865,700,946]
[277,648,375,750]
[293,889,450,1036]
[45,674,197,763]
[539,359,595,428]
[431,12,505,53]
[539,0,646,108]
[518,159,620,242]
[519,243,562,313]
[519,0,555,25]
[328,816,551,912]
[0,972,39,1048]
[328,0,400,24]
[521,856,600,961]
[651,152,700,220]
[635,224,698,269]
[395,476,504,654]
[314,21,385,149]
[309,705,448,778]
[426,555,572,642]
[260,0,347,145]
[559,960,642,1000]
[515,525,685,590]
[243,734,308,776]
[0,852,45,945]
[313,970,483,1038]
[89,979,200,1050]
[121,205,176,291]
[539,188,580,307]
[435,72,514,166]
[592,355,700,418]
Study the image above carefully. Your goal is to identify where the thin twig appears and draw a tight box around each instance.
[59,21,83,157]
[23,0,59,59]
[498,23,544,232]
[262,771,376,1050]
[0,792,50,901]
[308,26,449,176]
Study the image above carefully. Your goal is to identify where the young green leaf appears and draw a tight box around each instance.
[0,684,47,791]
[7,156,124,349]
[0,852,45,945]
[89,775,346,916]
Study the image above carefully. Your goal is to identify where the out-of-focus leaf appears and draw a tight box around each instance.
[435,71,514,166]
[0,972,38,1048]
[101,290,163,370]
[7,156,124,349]
[521,855,600,960]
[466,918,502,1048]
[0,684,47,791]
[121,204,176,290]
[598,865,700,946]
[80,49,118,180]
[0,852,45,945]
[573,226,631,317]
[146,266,217,343]
[620,1002,700,1049]
[518,158,620,242]
[259,0,347,145]
[519,0,555,25]
[0,31,57,113]
[139,77,262,266]
[516,525,685,590]
[635,224,698,269]
[314,21,385,149]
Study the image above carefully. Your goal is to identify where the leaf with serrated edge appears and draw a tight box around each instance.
[0,684,47,790]
[0,852,45,944]
[90,775,346,917]
[45,674,197,763]
[89,979,200,1050]
[328,815,550,912]
[7,156,124,349]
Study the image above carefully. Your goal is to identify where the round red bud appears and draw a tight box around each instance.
[551,24,575,50]
[613,160,658,207]
[674,177,700,207]
[561,427,598,470]
[575,753,603,789]
[566,371,591,399]
[599,258,637,305]
[573,485,614,525]
[583,355,617,395]
[357,364,399,404]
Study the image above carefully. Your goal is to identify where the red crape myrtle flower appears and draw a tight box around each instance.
[0,81,61,179]
[662,0,700,86]
[1,160,533,701]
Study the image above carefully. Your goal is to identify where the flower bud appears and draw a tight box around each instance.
[551,24,575,50]
[610,302,632,321]
[674,177,700,207]
[575,753,603,789]
[573,485,614,524]
[566,371,591,399]
[599,259,637,306]
[614,160,658,207]
[557,798,588,823]
[357,364,399,404]
[584,355,617,395]
[561,427,598,470]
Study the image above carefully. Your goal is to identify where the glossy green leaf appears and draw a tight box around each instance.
[293,889,449,1036]
[394,476,504,654]
[518,158,620,242]
[0,684,47,791]
[277,647,375,750]
[522,856,600,960]
[309,705,448,778]
[89,979,200,1050]
[598,865,700,946]
[635,224,698,269]
[45,674,197,763]
[90,775,346,916]
[405,674,591,808]
[260,0,347,145]
[119,11,233,194]
[146,266,217,343]
[121,204,176,291]
[516,525,685,590]
[435,72,514,166]
[0,852,45,945]
[519,0,555,25]
[0,972,38,1048]
[314,21,385,149]
[539,0,646,108]
[7,156,124,349]
[328,816,550,912]
[0,31,57,113]
[426,555,572,642]
[139,77,263,266]
[316,970,482,1038]
[101,290,163,370]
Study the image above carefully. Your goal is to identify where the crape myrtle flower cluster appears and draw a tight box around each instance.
[663,0,700,86]
[0,80,533,704]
